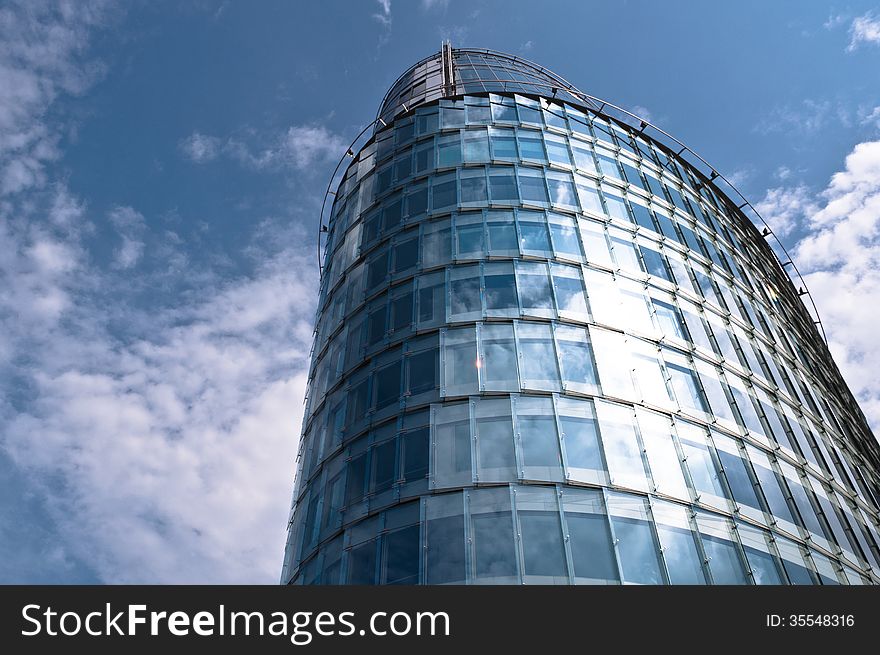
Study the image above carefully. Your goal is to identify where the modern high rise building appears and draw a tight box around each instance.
[282,46,880,585]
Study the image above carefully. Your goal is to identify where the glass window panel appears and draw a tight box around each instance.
[483,262,519,318]
[347,540,377,584]
[480,323,519,391]
[462,129,490,162]
[414,140,434,174]
[579,219,613,268]
[571,138,598,175]
[374,361,401,411]
[696,362,737,426]
[442,326,479,397]
[459,168,488,206]
[551,264,589,322]
[555,324,599,393]
[677,420,728,509]
[695,512,750,584]
[393,234,419,272]
[596,400,650,491]
[432,173,457,210]
[607,493,665,584]
[371,436,397,493]
[516,395,562,481]
[776,536,818,585]
[651,298,687,341]
[345,452,368,506]
[603,190,631,223]
[637,409,688,499]
[517,487,567,579]
[547,171,579,210]
[713,433,764,515]
[557,396,607,484]
[548,212,582,259]
[368,304,387,347]
[454,213,484,258]
[737,522,786,585]
[518,129,547,161]
[431,403,472,489]
[562,488,618,583]
[519,167,550,204]
[516,103,543,126]
[416,270,445,330]
[407,347,438,395]
[516,261,555,318]
[746,446,797,529]
[448,265,482,322]
[630,341,673,408]
[367,250,389,290]
[597,151,622,179]
[425,493,466,584]
[383,195,404,233]
[388,296,413,339]
[406,183,428,218]
[382,525,420,584]
[516,321,561,391]
[488,166,519,203]
[811,550,842,585]
[517,210,552,255]
[469,487,518,582]
[489,127,518,159]
[666,358,709,416]
[545,133,572,165]
[630,200,656,232]
[653,500,707,584]
[575,175,604,215]
[421,218,450,268]
[609,231,642,273]
[437,132,461,167]
[474,397,516,482]
[640,244,672,281]
[486,210,519,255]
[589,327,635,400]
[402,427,429,481]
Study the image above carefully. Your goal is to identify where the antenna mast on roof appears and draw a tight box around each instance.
[441,40,455,97]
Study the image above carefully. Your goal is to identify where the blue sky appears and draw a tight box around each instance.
[1,0,879,584]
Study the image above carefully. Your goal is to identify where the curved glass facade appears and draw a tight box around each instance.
[282,48,880,586]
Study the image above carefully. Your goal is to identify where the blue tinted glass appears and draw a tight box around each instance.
[384,525,419,584]
[612,517,665,584]
[348,541,377,584]
[426,515,465,584]
[567,513,619,581]
[561,416,604,471]
[520,511,567,577]
[473,512,518,579]
[657,524,707,584]
[702,535,748,584]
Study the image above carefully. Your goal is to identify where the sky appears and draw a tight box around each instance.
[1,0,879,584]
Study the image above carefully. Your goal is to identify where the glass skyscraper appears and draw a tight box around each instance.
[282,46,880,585]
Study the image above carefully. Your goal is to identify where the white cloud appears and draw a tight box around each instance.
[0,0,112,197]
[0,0,323,584]
[823,13,848,30]
[373,0,392,27]
[755,99,838,135]
[755,183,819,238]
[760,141,880,432]
[629,105,653,123]
[847,12,880,51]
[179,125,347,173]
[108,205,146,269]
[179,132,222,163]
[422,0,450,11]
[859,105,880,129]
